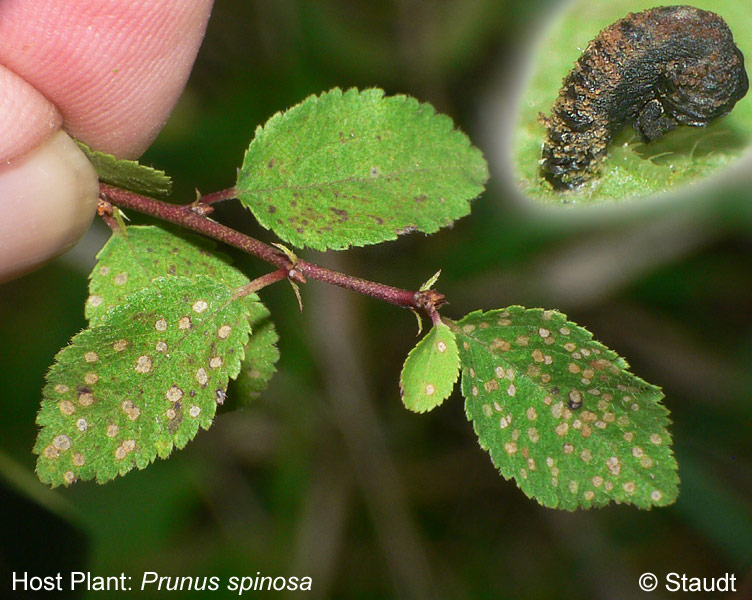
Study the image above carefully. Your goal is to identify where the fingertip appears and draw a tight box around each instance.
[0,63,62,163]
[0,131,100,283]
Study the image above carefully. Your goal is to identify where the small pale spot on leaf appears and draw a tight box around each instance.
[52,435,71,451]
[606,456,621,476]
[135,355,153,373]
[166,385,184,403]
[58,401,75,415]
[192,300,209,313]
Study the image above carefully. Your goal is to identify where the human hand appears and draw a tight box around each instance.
[0,0,213,282]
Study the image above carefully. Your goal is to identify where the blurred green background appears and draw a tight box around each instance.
[1,0,751,598]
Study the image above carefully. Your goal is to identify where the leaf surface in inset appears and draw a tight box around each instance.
[400,322,460,413]
[236,88,488,250]
[76,140,172,197]
[35,276,252,486]
[454,307,678,510]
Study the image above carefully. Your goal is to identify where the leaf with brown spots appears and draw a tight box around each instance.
[236,88,488,250]
[86,225,247,324]
[34,276,252,487]
[400,322,460,413]
[86,224,279,412]
[452,307,678,510]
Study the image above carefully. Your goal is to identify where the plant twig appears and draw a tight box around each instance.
[99,183,444,313]
[232,268,289,300]
[199,187,237,205]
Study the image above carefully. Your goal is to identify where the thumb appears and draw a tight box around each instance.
[0,65,98,283]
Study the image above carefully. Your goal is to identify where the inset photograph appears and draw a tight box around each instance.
[513,0,750,205]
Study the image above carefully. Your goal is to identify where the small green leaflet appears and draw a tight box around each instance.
[76,140,172,197]
[453,307,678,510]
[236,88,488,251]
[400,322,460,413]
[86,226,246,324]
[35,276,251,487]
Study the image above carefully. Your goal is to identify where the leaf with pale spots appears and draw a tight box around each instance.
[34,276,252,487]
[236,87,488,251]
[453,307,678,510]
[76,140,172,197]
[400,322,460,413]
[87,225,247,324]
[225,300,280,410]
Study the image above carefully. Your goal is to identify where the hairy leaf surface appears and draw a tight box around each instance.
[454,307,678,510]
[236,88,488,250]
[76,141,172,197]
[35,277,252,486]
[86,226,246,324]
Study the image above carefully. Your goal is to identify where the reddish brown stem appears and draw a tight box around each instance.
[200,187,237,205]
[100,183,289,269]
[232,268,288,300]
[99,183,442,312]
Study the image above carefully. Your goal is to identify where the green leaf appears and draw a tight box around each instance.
[76,140,172,197]
[236,87,488,250]
[226,300,280,410]
[86,224,279,412]
[512,0,752,205]
[35,276,252,487]
[86,226,247,324]
[400,322,460,413]
[453,307,678,510]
